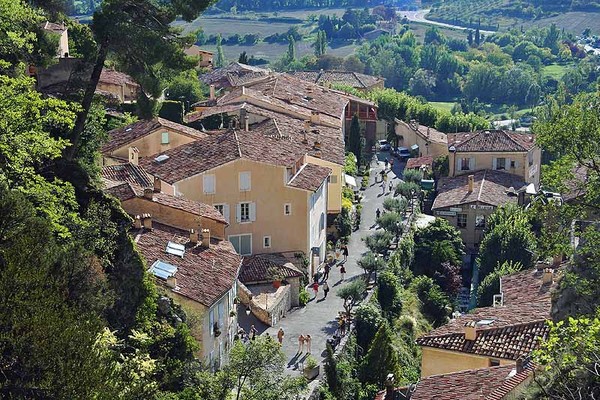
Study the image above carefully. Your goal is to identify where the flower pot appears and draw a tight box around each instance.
[273,279,282,289]
[303,365,320,380]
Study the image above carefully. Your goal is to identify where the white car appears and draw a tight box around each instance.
[378,140,391,151]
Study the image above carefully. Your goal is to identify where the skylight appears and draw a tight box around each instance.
[166,241,185,257]
[476,319,495,326]
[149,260,178,280]
[154,154,170,163]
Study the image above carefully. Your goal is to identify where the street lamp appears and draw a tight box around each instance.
[245,307,251,316]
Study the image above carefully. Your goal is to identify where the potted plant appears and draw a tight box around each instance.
[268,266,285,289]
[229,309,237,318]
[303,355,319,380]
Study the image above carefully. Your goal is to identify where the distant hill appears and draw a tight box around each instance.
[423,0,600,33]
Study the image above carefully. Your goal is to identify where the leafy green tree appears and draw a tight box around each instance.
[382,197,407,214]
[68,0,213,157]
[166,70,204,111]
[337,279,366,316]
[334,207,353,240]
[432,155,449,179]
[377,271,403,320]
[477,260,523,307]
[364,231,392,256]
[357,251,386,282]
[286,35,296,61]
[410,276,451,327]
[360,323,400,387]
[354,303,384,351]
[424,26,445,45]
[238,51,249,64]
[403,169,423,184]
[413,218,464,278]
[394,182,420,198]
[377,212,403,239]
[226,336,306,400]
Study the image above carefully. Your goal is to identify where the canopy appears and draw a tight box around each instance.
[344,174,358,187]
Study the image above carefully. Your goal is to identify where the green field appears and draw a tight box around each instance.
[542,64,570,80]
[408,21,468,42]
[429,101,456,113]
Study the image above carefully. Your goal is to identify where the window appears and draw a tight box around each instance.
[510,160,516,168]
[161,131,170,144]
[209,309,215,336]
[495,157,506,170]
[528,151,534,166]
[263,236,271,248]
[203,174,215,194]
[460,157,471,171]
[319,212,325,232]
[239,171,251,191]
[457,213,467,228]
[239,202,250,222]
[286,167,294,182]
[229,234,252,255]
[330,175,337,184]
[284,203,291,215]
[214,203,230,224]
[489,359,501,367]
[475,215,486,229]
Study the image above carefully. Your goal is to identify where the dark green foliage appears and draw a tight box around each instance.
[357,251,387,282]
[334,207,353,240]
[477,260,523,307]
[347,115,362,166]
[403,169,423,184]
[159,100,185,124]
[359,323,400,387]
[166,70,204,111]
[394,181,420,198]
[364,231,392,256]
[354,303,384,352]
[410,276,451,327]
[377,211,403,239]
[382,197,407,214]
[432,155,449,179]
[377,271,403,320]
[337,279,366,315]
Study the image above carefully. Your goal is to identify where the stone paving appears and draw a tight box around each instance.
[256,151,405,382]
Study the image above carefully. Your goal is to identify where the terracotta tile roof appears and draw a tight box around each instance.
[200,62,271,88]
[187,103,246,123]
[134,222,241,306]
[102,117,207,154]
[411,364,533,400]
[102,181,227,224]
[406,155,434,170]
[432,170,526,210]
[500,266,557,305]
[448,130,536,152]
[291,70,384,90]
[417,320,549,360]
[397,120,448,145]
[99,69,138,87]
[239,254,303,283]
[101,163,153,188]
[288,163,331,192]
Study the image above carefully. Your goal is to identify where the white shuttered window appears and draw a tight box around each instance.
[203,174,216,194]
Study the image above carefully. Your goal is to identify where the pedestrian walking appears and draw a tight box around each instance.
[388,181,393,194]
[389,158,394,170]
[298,334,305,353]
[342,244,349,262]
[305,334,312,353]
[340,265,346,281]
[384,158,389,169]
[277,328,285,345]
[376,207,381,220]
[312,281,319,298]
[249,324,258,341]
[340,317,346,336]
[323,261,331,281]
[322,281,329,298]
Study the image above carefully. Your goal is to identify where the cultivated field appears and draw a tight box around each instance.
[529,12,600,35]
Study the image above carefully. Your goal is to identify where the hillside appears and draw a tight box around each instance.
[424,0,600,34]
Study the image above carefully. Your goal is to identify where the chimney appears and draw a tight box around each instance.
[133,215,142,229]
[166,275,177,288]
[244,115,249,131]
[464,321,477,341]
[515,357,524,373]
[427,126,430,138]
[302,120,310,144]
[209,84,215,100]
[143,188,154,200]
[314,136,321,150]
[201,228,211,248]
[190,228,199,244]
[142,213,152,230]
[313,150,322,159]
[310,111,320,124]
[153,176,161,193]
[128,146,139,165]
[468,175,474,193]
[542,268,554,284]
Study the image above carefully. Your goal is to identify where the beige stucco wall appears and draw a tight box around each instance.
[107,127,199,162]
[449,147,541,187]
[97,82,139,103]
[420,346,514,377]
[395,122,448,159]
[305,155,343,215]
[58,31,69,57]
[433,203,497,251]
[173,159,311,256]
[121,196,226,239]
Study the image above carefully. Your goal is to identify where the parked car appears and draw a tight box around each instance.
[377,139,391,151]
[397,147,410,160]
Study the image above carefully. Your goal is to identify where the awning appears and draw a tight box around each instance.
[410,144,419,150]
[420,179,434,190]
[344,174,358,187]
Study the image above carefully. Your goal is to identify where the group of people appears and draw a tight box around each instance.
[236,324,259,343]
[297,334,312,353]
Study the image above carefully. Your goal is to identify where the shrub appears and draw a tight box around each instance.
[377,270,403,320]
[477,260,523,307]
[377,212,403,238]
[383,197,407,214]
[354,303,383,351]
[403,169,423,184]
[357,252,386,281]
[344,153,358,175]
[364,231,392,255]
[395,181,420,198]
[410,276,451,327]
[299,286,310,306]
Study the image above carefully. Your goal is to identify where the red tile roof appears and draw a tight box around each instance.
[448,130,536,152]
[134,222,241,306]
[288,163,331,192]
[99,69,138,87]
[200,62,271,89]
[102,117,206,154]
[410,364,533,400]
[291,70,384,90]
[104,181,138,201]
[102,163,152,188]
[406,155,434,170]
[398,120,448,145]
[432,170,526,210]
[239,254,303,284]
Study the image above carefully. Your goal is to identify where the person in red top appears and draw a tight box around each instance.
[312,281,319,298]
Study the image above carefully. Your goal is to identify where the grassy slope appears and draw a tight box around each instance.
[542,63,570,80]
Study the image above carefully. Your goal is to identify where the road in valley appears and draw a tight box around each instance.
[399,9,495,35]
